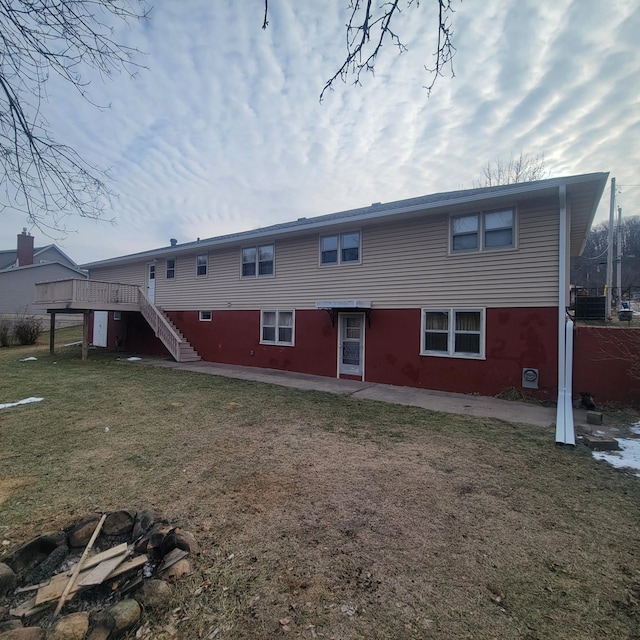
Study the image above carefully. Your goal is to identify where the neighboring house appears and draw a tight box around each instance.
[0,230,87,319]
[35,173,610,429]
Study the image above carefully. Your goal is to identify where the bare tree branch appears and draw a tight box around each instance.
[475,152,548,188]
[0,0,148,233]
[262,1,458,102]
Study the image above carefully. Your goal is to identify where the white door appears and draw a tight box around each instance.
[339,313,364,377]
[147,263,156,303]
[93,311,108,348]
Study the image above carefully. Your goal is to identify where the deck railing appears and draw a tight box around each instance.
[137,289,181,361]
[35,279,139,305]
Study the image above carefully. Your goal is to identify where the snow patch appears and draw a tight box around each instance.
[126,357,142,361]
[592,438,640,475]
[19,357,37,362]
[0,397,44,410]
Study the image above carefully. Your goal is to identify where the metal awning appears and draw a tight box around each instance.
[315,300,372,326]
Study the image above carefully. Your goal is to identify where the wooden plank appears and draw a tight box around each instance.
[10,595,51,618]
[82,543,129,571]
[35,554,148,605]
[54,513,107,617]
[78,554,127,586]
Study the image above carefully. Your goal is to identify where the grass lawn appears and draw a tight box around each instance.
[1,328,640,639]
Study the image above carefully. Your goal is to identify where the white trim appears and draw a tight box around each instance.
[166,257,176,280]
[449,207,517,254]
[420,307,486,359]
[241,243,275,279]
[196,253,208,278]
[260,309,295,346]
[319,229,362,266]
[337,312,365,379]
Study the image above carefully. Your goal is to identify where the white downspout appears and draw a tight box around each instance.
[555,184,575,445]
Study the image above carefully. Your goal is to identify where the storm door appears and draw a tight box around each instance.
[339,313,364,377]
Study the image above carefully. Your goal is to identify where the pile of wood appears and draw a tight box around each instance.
[0,509,198,638]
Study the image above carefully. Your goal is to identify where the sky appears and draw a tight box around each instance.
[1,0,639,264]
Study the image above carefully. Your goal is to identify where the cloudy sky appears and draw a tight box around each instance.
[1,0,639,264]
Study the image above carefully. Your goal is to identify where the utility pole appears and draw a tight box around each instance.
[606,177,615,319]
[616,206,623,309]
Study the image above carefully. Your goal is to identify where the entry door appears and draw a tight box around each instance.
[93,311,108,348]
[339,313,364,377]
[147,263,156,303]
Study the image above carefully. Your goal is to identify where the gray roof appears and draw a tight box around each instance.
[83,172,609,268]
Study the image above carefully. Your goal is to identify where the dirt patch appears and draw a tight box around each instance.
[0,477,35,507]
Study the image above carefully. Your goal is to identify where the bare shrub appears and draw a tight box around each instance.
[13,316,42,345]
[0,318,11,347]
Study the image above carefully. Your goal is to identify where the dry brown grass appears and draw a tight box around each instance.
[1,329,640,639]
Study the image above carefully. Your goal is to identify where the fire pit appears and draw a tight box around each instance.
[0,509,198,639]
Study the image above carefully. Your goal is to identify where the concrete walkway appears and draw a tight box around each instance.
[143,359,591,429]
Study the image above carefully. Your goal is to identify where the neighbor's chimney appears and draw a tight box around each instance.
[170,238,177,247]
[16,228,34,267]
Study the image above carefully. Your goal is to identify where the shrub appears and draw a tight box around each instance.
[13,316,42,346]
[0,319,11,347]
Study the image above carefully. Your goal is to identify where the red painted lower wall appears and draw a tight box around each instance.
[159,307,559,399]
[574,326,640,406]
[364,308,558,398]
[101,308,639,405]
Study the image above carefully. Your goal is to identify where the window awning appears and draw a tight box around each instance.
[315,300,372,326]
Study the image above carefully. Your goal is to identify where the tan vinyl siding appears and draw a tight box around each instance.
[89,262,146,288]
[108,202,557,311]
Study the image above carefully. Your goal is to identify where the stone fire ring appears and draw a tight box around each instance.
[0,509,199,639]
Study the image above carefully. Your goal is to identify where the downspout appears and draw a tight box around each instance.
[555,184,575,445]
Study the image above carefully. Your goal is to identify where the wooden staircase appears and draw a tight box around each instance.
[138,289,201,363]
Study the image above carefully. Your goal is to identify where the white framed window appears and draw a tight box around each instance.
[242,244,274,278]
[451,209,514,253]
[261,310,294,346]
[166,258,176,279]
[196,253,208,277]
[113,311,122,321]
[320,231,361,265]
[199,311,212,321]
[421,308,485,358]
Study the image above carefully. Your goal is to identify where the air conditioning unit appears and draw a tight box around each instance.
[522,368,539,389]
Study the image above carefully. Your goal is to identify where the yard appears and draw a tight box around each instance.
[1,329,640,639]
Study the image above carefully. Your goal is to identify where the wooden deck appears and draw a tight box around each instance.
[35,279,140,312]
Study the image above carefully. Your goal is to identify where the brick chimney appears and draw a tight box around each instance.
[16,228,34,267]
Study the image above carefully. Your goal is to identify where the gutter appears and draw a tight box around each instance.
[555,183,575,445]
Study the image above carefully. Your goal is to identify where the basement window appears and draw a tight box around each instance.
[199,311,212,321]
[421,308,485,358]
[261,310,294,345]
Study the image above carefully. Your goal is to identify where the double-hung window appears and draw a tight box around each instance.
[242,244,274,277]
[166,258,176,280]
[196,254,208,277]
[451,209,514,252]
[421,308,485,358]
[320,231,360,265]
[261,310,294,346]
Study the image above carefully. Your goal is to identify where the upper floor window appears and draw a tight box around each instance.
[196,253,208,277]
[421,308,485,358]
[261,310,294,345]
[320,231,360,265]
[451,209,514,253]
[242,244,274,277]
[166,258,176,280]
